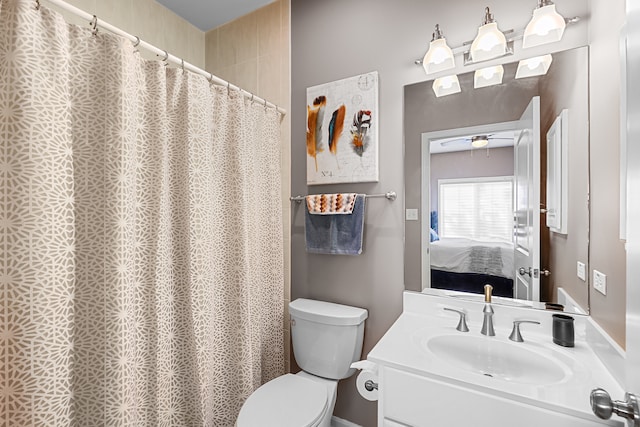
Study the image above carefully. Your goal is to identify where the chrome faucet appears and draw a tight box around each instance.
[481,284,495,336]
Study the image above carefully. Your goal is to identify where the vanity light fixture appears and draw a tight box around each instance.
[522,0,566,48]
[515,54,553,78]
[471,135,489,148]
[422,24,456,75]
[474,65,504,88]
[469,7,508,63]
[432,75,461,97]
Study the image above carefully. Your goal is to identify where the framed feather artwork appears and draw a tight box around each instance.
[306,71,379,185]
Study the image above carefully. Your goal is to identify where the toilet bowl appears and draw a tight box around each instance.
[236,298,367,427]
[236,371,337,427]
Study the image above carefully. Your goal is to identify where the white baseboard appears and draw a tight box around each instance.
[586,316,626,388]
[332,416,362,427]
[557,287,587,314]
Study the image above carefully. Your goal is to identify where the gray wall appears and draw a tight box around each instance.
[539,47,590,309]
[588,0,627,345]
[290,1,596,426]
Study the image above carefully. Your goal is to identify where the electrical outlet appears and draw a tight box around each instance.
[405,209,418,221]
[577,261,586,281]
[593,270,607,295]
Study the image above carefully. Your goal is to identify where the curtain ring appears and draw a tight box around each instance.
[132,36,141,48]
[160,50,169,66]
[34,0,40,10]
[264,98,268,110]
[208,73,214,83]
[181,59,185,72]
[250,93,254,103]
[227,82,230,96]
[90,15,98,36]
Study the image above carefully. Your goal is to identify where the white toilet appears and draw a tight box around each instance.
[236,298,368,427]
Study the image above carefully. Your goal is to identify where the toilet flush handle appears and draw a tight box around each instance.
[364,380,378,391]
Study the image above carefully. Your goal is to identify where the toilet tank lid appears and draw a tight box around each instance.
[289,299,368,326]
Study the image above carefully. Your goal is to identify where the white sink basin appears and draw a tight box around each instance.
[423,334,570,385]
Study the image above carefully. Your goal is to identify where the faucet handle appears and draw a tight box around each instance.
[443,307,469,332]
[509,320,541,342]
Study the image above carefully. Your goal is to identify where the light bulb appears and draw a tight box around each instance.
[440,76,454,89]
[432,74,461,97]
[527,57,543,69]
[523,4,566,48]
[422,25,455,75]
[474,65,504,89]
[470,22,507,62]
[516,54,553,79]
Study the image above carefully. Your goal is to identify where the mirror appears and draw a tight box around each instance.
[404,46,590,314]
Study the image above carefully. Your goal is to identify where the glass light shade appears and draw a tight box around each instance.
[422,38,455,74]
[432,75,461,97]
[474,65,504,88]
[523,4,566,48]
[516,54,553,78]
[469,22,507,62]
[471,136,489,148]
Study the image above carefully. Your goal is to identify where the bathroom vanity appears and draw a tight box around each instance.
[367,292,624,427]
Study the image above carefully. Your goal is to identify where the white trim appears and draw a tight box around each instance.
[625,0,640,392]
[420,135,431,290]
[331,416,363,427]
[545,109,569,234]
[556,287,587,315]
[586,317,626,388]
[620,23,628,240]
[437,175,514,185]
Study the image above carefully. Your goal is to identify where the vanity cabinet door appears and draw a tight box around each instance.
[381,367,622,427]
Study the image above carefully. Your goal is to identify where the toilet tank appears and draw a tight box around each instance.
[289,298,368,380]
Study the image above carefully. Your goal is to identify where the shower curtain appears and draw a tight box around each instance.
[0,1,285,425]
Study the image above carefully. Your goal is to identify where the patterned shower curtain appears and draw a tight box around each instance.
[0,1,285,425]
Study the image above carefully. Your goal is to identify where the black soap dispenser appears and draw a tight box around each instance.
[552,314,575,347]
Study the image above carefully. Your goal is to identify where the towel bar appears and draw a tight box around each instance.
[290,191,397,203]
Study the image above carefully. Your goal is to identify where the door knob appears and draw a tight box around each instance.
[590,388,640,426]
[518,267,532,276]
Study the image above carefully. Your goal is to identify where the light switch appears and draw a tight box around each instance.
[405,209,418,221]
[577,261,586,281]
[593,270,607,295]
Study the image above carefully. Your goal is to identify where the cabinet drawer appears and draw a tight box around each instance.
[382,367,620,427]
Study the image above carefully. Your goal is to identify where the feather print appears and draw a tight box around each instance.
[350,110,372,157]
[306,96,326,171]
[328,105,346,155]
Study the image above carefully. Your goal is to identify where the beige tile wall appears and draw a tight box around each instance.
[44,0,205,68]
[205,0,292,371]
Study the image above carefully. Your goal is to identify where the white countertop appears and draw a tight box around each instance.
[367,291,625,425]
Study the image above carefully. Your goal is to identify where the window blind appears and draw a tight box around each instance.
[438,177,513,242]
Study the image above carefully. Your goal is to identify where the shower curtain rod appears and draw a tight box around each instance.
[40,0,287,115]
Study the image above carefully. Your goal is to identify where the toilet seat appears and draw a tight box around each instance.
[236,374,328,427]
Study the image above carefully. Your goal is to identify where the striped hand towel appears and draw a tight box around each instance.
[306,193,357,215]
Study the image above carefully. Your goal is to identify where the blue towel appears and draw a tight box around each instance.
[305,194,366,255]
